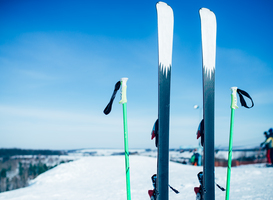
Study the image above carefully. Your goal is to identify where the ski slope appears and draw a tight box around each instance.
[0,155,272,199]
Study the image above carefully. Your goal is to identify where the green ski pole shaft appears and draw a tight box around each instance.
[122,103,131,200]
[226,87,238,200]
[226,108,234,200]
[119,77,131,200]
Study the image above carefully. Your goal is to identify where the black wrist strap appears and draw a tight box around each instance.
[237,88,254,109]
[103,81,121,115]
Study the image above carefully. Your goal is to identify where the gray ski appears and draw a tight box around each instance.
[199,7,217,200]
[156,2,174,200]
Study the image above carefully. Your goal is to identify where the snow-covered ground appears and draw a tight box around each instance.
[0,153,272,200]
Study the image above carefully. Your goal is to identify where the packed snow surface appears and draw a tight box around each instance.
[0,155,272,199]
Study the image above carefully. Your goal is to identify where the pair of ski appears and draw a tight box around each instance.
[149,2,217,200]
[155,3,254,200]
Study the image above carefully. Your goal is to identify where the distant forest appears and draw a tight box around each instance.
[0,148,71,193]
[0,148,67,157]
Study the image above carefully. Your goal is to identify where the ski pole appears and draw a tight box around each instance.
[225,87,238,200]
[225,87,254,200]
[119,77,131,200]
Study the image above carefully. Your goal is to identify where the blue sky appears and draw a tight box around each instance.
[0,0,272,150]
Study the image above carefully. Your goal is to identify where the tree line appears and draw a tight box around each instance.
[0,148,71,193]
[0,148,67,157]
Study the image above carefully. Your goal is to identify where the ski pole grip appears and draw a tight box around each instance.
[230,87,238,109]
[119,77,128,104]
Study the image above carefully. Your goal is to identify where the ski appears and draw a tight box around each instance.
[156,2,173,200]
[199,7,217,200]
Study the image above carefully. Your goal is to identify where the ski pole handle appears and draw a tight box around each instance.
[119,78,128,104]
[230,87,238,110]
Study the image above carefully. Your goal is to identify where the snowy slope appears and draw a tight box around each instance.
[0,155,272,199]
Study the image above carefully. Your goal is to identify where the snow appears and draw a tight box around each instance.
[0,153,272,200]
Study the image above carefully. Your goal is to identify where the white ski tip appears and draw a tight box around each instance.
[156,1,174,77]
[199,8,216,24]
[199,8,217,79]
[199,7,215,16]
[156,1,171,8]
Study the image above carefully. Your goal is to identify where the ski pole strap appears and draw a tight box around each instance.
[216,183,225,191]
[169,185,179,194]
[237,88,254,109]
[103,81,121,115]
